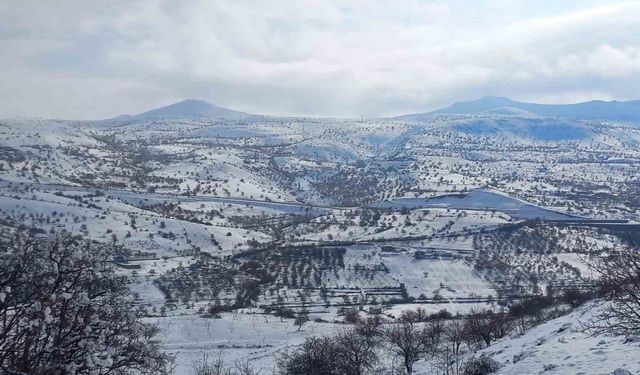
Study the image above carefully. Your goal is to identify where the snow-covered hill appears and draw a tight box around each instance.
[397,96,640,123]
[96,99,253,125]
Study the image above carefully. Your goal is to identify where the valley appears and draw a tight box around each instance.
[2,97,640,374]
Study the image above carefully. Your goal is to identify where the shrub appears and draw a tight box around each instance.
[560,289,593,308]
[193,353,257,375]
[462,356,499,375]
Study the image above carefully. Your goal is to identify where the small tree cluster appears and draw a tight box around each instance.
[277,318,382,375]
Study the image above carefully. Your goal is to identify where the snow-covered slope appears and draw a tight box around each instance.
[447,117,593,141]
[479,302,639,375]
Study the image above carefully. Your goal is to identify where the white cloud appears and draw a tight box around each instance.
[1,0,640,119]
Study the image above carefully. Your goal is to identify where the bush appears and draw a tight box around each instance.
[429,309,453,320]
[463,356,499,375]
[193,353,257,375]
[560,289,593,308]
[343,308,361,324]
[508,295,554,320]
[277,336,340,375]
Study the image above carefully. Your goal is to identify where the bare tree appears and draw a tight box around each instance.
[584,248,640,337]
[462,311,493,348]
[294,309,309,331]
[398,308,428,324]
[384,322,440,374]
[433,319,467,375]
[354,316,383,342]
[334,329,380,375]
[0,232,172,375]
[462,309,510,349]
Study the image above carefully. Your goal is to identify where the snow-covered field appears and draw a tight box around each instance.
[152,300,640,375]
[151,312,342,374]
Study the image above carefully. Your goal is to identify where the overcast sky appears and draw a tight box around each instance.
[1,0,640,119]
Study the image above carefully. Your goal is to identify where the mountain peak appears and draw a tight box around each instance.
[97,99,252,125]
[478,95,513,101]
[444,96,516,113]
[174,98,214,107]
[135,99,250,120]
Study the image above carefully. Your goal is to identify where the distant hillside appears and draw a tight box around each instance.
[95,99,252,125]
[397,96,640,122]
[444,117,594,142]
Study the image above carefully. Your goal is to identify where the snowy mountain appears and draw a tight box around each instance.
[397,96,640,122]
[96,99,253,125]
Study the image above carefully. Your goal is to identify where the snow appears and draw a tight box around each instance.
[151,312,342,375]
[3,107,640,375]
[478,302,640,375]
[383,257,494,300]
